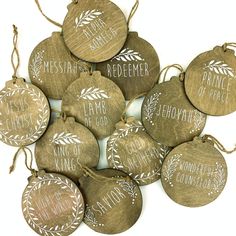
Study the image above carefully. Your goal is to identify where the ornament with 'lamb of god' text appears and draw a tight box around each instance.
[63,0,128,62]
[185,44,236,116]
[79,168,142,234]
[107,94,170,185]
[141,65,207,147]
[29,32,91,99]
[35,116,100,181]
[0,26,50,147]
[96,32,160,100]
[160,135,234,207]
[62,71,125,139]
[22,171,85,236]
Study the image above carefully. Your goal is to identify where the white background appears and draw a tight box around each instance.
[1,0,236,235]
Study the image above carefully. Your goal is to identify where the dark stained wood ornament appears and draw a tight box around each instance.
[35,117,99,181]
[141,77,207,147]
[0,78,50,147]
[161,137,227,207]
[107,117,170,185]
[79,169,142,234]
[61,71,126,139]
[63,0,128,63]
[28,32,91,100]
[185,46,236,115]
[22,171,85,236]
[96,32,160,100]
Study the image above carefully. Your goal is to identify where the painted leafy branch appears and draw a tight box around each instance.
[209,162,226,196]
[75,9,103,28]
[112,48,144,62]
[162,154,182,187]
[204,60,234,77]
[50,132,81,145]
[190,111,206,134]
[117,180,137,204]
[30,50,44,83]
[77,87,109,101]
[84,207,104,227]
[143,92,161,125]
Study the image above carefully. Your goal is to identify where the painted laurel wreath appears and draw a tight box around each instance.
[30,50,44,83]
[77,87,109,101]
[75,9,103,28]
[50,132,81,145]
[204,60,234,77]
[0,83,49,146]
[112,48,144,62]
[22,174,84,236]
[162,154,182,187]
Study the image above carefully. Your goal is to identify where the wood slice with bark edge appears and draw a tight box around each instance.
[22,171,85,236]
[107,118,170,186]
[79,169,142,234]
[185,46,236,115]
[0,78,50,147]
[161,137,227,207]
[28,32,91,100]
[61,71,126,139]
[96,32,160,100]
[63,0,128,63]
[141,76,207,147]
[35,117,100,181]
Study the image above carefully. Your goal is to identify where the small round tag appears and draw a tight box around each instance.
[161,138,227,207]
[79,169,142,234]
[62,71,125,139]
[29,32,90,99]
[185,46,236,115]
[96,32,160,99]
[107,118,169,185]
[63,0,128,62]
[35,117,99,180]
[141,77,207,147]
[22,172,84,236]
[0,78,50,147]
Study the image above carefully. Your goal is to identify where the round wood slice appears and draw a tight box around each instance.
[0,78,50,147]
[161,138,227,207]
[96,32,160,99]
[79,169,142,234]
[63,0,128,63]
[107,118,170,185]
[22,171,84,236]
[61,71,126,139]
[29,32,91,100]
[35,117,100,181]
[185,46,236,115]
[141,77,207,147]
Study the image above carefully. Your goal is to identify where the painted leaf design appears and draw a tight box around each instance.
[75,9,103,28]
[51,132,81,145]
[112,48,144,62]
[117,180,137,201]
[204,60,234,77]
[30,50,44,83]
[191,111,205,134]
[143,93,161,124]
[77,87,109,100]
[162,154,181,187]
[84,207,99,226]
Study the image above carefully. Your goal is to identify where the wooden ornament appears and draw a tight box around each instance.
[141,77,207,147]
[0,78,50,147]
[96,32,160,100]
[62,71,126,139]
[79,169,142,234]
[35,117,99,181]
[185,46,236,115]
[161,137,227,207]
[29,32,91,100]
[62,0,128,63]
[22,171,84,236]
[107,117,170,185]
